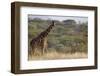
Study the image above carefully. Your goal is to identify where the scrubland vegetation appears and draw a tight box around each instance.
[28,16,88,60]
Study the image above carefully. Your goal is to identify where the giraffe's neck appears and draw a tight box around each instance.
[39,21,55,38]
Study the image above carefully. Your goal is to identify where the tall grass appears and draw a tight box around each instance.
[28,51,87,60]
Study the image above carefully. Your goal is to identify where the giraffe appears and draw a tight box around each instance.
[30,21,55,56]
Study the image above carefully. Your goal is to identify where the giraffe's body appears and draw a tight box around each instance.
[30,21,55,56]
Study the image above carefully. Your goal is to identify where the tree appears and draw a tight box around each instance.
[63,19,76,25]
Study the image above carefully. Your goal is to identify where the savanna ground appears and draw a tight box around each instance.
[28,15,88,61]
[28,51,87,60]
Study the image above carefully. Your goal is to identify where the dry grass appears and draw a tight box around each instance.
[28,51,88,61]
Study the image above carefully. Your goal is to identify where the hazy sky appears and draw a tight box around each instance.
[28,15,88,23]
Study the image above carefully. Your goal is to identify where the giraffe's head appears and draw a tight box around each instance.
[51,21,55,26]
[47,20,55,31]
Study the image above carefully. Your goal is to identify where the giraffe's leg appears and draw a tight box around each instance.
[33,48,36,56]
[30,46,36,57]
[42,44,48,55]
[44,43,47,54]
[45,46,48,53]
[42,38,47,55]
[41,43,45,55]
[30,44,34,57]
[29,47,32,58]
[29,50,33,59]
[39,40,44,55]
[42,46,44,55]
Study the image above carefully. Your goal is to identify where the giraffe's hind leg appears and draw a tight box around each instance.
[29,46,36,58]
[30,48,34,58]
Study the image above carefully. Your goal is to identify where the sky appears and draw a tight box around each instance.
[28,14,88,24]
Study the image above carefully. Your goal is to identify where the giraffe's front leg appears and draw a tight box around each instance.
[42,41,48,55]
[44,38,48,53]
